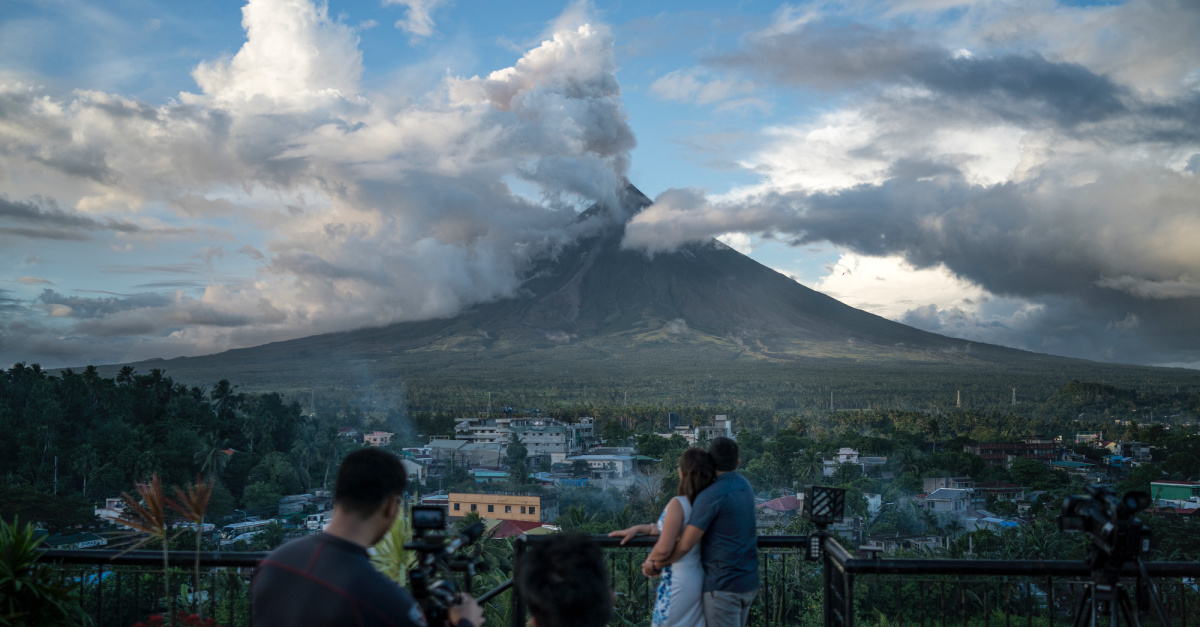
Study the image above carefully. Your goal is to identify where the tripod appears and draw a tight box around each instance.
[1070,552,1172,627]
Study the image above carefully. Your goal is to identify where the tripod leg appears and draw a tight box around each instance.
[1115,588,1141,627]
[1135,558,1172,627]
[1071,584,1092,627]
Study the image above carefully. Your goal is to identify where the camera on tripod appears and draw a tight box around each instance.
[1058,484,1152,561]
[1057,485,1171,626]
[405,506,485,622]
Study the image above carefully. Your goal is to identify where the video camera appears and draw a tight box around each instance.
[1057,485,1152,562]
[405,506,485,623]
[1057,485,1171,625]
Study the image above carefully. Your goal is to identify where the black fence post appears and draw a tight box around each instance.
[512,536,526,627]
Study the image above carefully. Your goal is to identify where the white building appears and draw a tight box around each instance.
[656,415,735,445]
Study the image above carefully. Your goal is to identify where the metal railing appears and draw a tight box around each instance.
[822,536,1200,627]
[41,535,1200,627]
[42,549,266,627]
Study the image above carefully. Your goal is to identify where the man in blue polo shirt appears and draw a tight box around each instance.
[656,436,759,627]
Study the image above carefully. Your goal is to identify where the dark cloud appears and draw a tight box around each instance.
[37,289,172,318]
[711,20,1200,134]
[0,194,141,236]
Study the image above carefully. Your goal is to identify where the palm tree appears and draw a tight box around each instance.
[194,433,232,480]
[318,426,352,489]
[291,422,322,491]
[74,444,99,497]
[792,449,822,485]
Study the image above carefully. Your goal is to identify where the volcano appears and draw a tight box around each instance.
[104,185,1198,408]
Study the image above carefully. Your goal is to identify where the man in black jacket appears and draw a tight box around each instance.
[253,448,484,627]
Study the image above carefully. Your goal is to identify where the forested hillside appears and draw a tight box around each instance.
[0,363,389,533]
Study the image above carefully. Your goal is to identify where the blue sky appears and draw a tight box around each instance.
[1,0,1198,368]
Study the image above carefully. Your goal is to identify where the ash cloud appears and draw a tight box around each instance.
[0,0,636,367]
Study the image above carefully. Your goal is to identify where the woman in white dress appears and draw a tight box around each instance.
[609,448,715,627]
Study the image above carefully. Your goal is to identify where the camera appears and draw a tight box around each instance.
[405,506,484,623]
[1057,484,1152,561]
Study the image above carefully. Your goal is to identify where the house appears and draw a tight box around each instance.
[655,415,736,446]
[448,492,558,523]
[1150,481,1200,509]
[861,534,944,554]
[864,493,883,518]
[278,494,316,516]
[428,439,502,468]
[364,431,394,447]
[485,518,559,539]
[567,454,636,488]
[1113,441,1152,463]
[924,477,974,493]
[757,494,803,520]
[453,416,597,460]
[964,437,1057,467]
[921,488,970,513]
[1074,432,1103,445]
[470,469,509,484]
[972,481,1027,506]
[1051,460,1096,478]
[823,448,887,477]
[401,458,426,485]
[43,533,107,549]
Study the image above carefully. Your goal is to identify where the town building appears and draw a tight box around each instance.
[918,488,971,513]
[448,492,558,523]
[1074,432,1104,445]
[823,448,888,477]
[964,436,1057,467]
[1110,441,1152,463]
[566,453,636,488]
[1150,481,1200,509]
[923,477,974,493]
[43,533,107,549]
[452,416,597,460]
[402,458,427,485]
[656,415,736,445]
[363,431,394,447]
[427,439,502,468]
[971,481,1027,507]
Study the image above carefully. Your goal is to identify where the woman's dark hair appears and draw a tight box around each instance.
[516,533,611,627]
[677,447,716,503]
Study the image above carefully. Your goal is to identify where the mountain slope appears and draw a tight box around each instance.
[101,185,1200,407]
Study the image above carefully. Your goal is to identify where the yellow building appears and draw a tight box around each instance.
[448,492,557,522]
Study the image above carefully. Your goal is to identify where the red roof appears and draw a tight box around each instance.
[1148,507,1198,515]
[489,519,550,539]
[757,495,801,512]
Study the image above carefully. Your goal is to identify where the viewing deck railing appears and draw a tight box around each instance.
[40,535,1200,626]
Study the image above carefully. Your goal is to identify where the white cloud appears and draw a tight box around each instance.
[190,0,363,112]
[384,0,451,39]
[0,0,637,367]
[649,68,757,108]
[811,253,987,320]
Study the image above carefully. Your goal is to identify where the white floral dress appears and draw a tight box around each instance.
[651,496,706,627]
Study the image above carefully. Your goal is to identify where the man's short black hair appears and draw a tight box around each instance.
[516,533,611,627]
[708,436,739,472]
[334,448,407,518]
